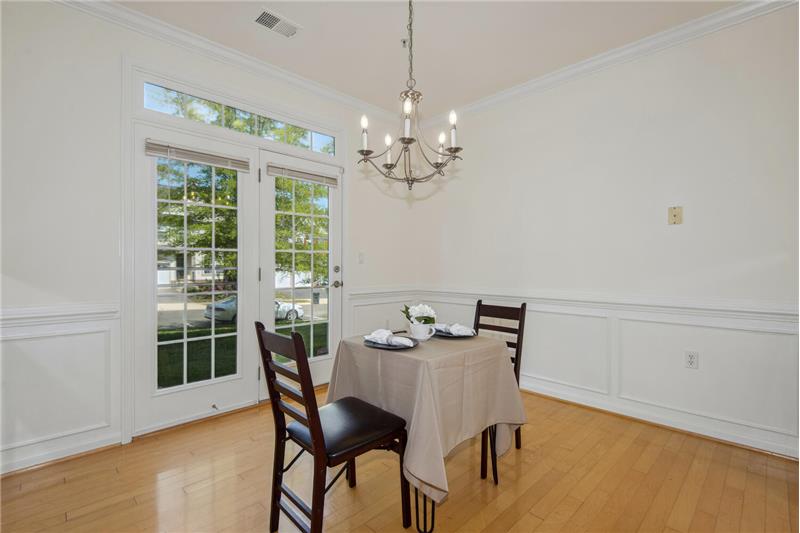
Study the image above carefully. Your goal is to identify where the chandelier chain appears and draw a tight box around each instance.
[406,0,415,89]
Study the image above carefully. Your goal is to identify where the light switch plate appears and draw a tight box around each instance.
[668,206,683,225]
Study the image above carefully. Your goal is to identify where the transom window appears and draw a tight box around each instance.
[156,157,239,389]
[274,175,330,357]
[144,83,335,156]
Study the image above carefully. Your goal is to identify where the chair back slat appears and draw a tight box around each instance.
[477,303,522,321]
[261,331,298,361]
[274,380,304,404]
[277,400,310,427]
[269,360,301,382]
[473,300,527,383]
[477,323,518,335]
[255,322,325,452]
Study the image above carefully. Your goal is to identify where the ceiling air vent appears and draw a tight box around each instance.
[255,10,300,38]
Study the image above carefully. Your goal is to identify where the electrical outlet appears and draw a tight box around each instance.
[685,350,699,369]
[668,206,683,225]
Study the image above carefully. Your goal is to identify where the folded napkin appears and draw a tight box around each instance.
[364,329,415,347]
[433,323,476,336]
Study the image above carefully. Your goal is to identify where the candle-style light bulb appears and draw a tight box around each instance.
[437,132,446,163]
[385,134,393,164]
[448,110,458,147]
[403,99,412,138]
[360,115,369,151]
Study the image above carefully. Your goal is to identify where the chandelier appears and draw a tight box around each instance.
[357,0,462,190]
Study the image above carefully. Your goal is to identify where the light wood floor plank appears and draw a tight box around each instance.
[1,390,796,533]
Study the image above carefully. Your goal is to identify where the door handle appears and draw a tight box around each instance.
[332,280,342,288]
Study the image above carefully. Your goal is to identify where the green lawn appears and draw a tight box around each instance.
[156,320,327,389]
[275,321,329,358]
[157,334,237,389]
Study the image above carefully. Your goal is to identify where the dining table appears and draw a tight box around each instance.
[326,332,527,531]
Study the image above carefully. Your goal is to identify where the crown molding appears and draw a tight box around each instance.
[423,0,797,127]
[56,0,396,122]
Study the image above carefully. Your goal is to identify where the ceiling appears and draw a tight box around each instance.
[122,1,733,116]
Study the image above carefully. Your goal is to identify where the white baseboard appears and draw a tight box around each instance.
[519,375,797,458]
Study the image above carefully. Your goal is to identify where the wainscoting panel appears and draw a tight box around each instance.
[618,319,798,439]
[526,311,610,394]
[0,304,121,473]
[353,288,798,457]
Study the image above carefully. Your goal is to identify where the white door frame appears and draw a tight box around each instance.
[131,123,261,435]
[120,61,348,442]
[258,150,344,396]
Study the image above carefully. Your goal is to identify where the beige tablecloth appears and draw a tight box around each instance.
[326,335,527,503]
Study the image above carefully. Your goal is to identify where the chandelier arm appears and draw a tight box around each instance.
[412,106,452,158]
[413,138,442,171]
[363,157,400,180]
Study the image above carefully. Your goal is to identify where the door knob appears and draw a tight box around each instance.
[332,280,342,288]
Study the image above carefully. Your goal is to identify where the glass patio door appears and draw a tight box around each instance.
[259,150,342,390]
[133,124,260,435]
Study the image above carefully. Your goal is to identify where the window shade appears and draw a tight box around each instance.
[145,139,250,173]
[266,164,338,187]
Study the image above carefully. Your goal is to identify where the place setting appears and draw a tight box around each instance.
[362,303,476,350]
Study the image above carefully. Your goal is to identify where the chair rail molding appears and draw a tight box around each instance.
[0,302,120,328]
[1,303,122,473]
[350,287,798,457]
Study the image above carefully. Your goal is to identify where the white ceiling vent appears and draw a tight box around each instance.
[255,10,300,38]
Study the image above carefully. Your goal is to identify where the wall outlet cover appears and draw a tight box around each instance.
[685,350,699,369]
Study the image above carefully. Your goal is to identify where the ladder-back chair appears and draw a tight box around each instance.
[255,322,411,533]
[473,299,527,484]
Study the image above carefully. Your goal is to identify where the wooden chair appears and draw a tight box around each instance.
[255,322,411,533]
[473,299,527,484]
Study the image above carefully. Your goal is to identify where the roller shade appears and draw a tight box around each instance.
[145,139,250,173]
[266,164,338,187]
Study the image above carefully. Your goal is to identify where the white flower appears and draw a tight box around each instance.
[409,304,436,320]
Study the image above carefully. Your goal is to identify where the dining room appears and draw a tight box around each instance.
[1,1,798,532]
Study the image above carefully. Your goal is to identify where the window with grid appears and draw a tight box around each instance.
[274,175,330,357]
[144,83,335,157]
[155,157,239,389]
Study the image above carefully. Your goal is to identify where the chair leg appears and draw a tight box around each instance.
[309,458,327,533]
[489,425,499,485]
[399,431,411,528]
[515,426,522,450]
[480,429,488,479]
[347,458,357,488]
[269,435,286,532]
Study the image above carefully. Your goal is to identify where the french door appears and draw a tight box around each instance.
[132,124,260,435]
[258,150,342,391]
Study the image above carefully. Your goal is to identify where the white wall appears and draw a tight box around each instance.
[421,6,798,305]
[0,1,415,472]
[414,6,799,456]
[1,1,797,472]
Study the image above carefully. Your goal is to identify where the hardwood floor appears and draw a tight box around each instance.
[2,390,797,532]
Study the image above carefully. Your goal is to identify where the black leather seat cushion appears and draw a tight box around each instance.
[287,396,406,464]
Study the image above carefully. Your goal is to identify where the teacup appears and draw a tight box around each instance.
[409,322,436,341]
